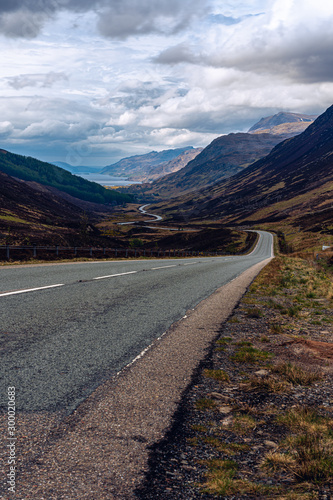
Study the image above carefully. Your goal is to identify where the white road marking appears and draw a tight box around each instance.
[183,262,198,266]
[93,271,138,280]
[0,284,64,297]
[151,265,177,270]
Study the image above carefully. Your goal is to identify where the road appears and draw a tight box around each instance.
[0,231,273,414]
[118,203,163,225]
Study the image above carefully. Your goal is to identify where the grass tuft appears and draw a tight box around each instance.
[272,363,323,386]
[203,369,230,382]
[266,407,333,483]
[231,346,273,364]
[195,398,217,411]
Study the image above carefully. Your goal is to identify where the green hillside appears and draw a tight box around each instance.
[0,149,132,205]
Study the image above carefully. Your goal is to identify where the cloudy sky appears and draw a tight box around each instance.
[0,0,332,167]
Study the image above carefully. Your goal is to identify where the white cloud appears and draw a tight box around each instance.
[0,0,332,166]
[6,72,68,89]
[0,120,14,136]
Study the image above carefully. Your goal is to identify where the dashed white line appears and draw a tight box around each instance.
[0,284,64,297]
[151,265,177,270]
[93,271,138,280]
[183,262,198,266]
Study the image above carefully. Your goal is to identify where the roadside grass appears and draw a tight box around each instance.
[230,345,273,364]
[216,337,232,345]
[230,414,257,435]
[248,253,332,329]
[192,238,332,498]
[195,398,217,411]
[203,369,230,382]
[262,407,333,484]
[244,374,291,393]
[271,363,323,386]
[201,458,275,497]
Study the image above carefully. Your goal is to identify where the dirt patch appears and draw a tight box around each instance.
[290,339,333,361]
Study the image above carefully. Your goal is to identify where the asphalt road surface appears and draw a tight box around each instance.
[0,231,273,414]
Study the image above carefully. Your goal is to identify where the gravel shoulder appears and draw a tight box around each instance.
[0,258,271,499]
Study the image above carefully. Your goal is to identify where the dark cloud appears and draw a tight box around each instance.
[0,9,46,38]
[208,28,333,84]
[97,0,208,39]
[153,43,199,65]
[0,0,97,14]
[154,19,333,85]
[0,0,208,38]
[6,72,68,89]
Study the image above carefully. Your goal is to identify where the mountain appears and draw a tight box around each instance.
[141,147,203,182]
[0,149,132,206]
[100,147,201,181]
[248,112,317,133]
[52,161,101,175]
[133,132,288,199]
[156,105,333,228]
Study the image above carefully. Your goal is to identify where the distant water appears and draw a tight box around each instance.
[78,173,141,187]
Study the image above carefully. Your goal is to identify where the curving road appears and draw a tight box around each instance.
[0,231,273,414]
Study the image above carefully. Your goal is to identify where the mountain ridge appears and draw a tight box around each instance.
[153,105,333,228]
[248,111,318,132]
[101,146,201,181]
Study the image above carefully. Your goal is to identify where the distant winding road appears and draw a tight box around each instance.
[0,231,273,414]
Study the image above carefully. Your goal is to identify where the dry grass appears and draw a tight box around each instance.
[195,398,217,411]
[201,458,274,496]
[230,345,273,364]
[203,369,230,382]
[262,407,333,484]
[230,414,257,435]
[245,374,291,393]
[272,363,323,386]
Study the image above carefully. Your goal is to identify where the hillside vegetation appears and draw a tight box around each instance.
[0,149,132,205]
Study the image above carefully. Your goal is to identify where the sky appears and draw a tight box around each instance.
[0,0,332,167]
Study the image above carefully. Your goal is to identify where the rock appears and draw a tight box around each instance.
[208,392,232,402]
[255,369,270,377]
[221,415,234,426]
[218,406,233,414]
[264,440,278,448]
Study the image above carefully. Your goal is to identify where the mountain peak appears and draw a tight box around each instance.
[248,111,318,133]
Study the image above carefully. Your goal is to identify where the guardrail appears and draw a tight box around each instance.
[0,245,222,262]
[0,232,258,262]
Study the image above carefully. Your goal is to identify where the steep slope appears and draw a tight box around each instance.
[101,147,200,181]
[136,133,287,198]
[155,105,333,225]
[0,149,131,205]
[0,170,85,245]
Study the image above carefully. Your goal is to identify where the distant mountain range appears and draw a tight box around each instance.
[53,112,316,188]
[136,133,287,198]
[125,111,318,200]
[51,162,101,175]
[154,105,333,230]
[100,147,202,181]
